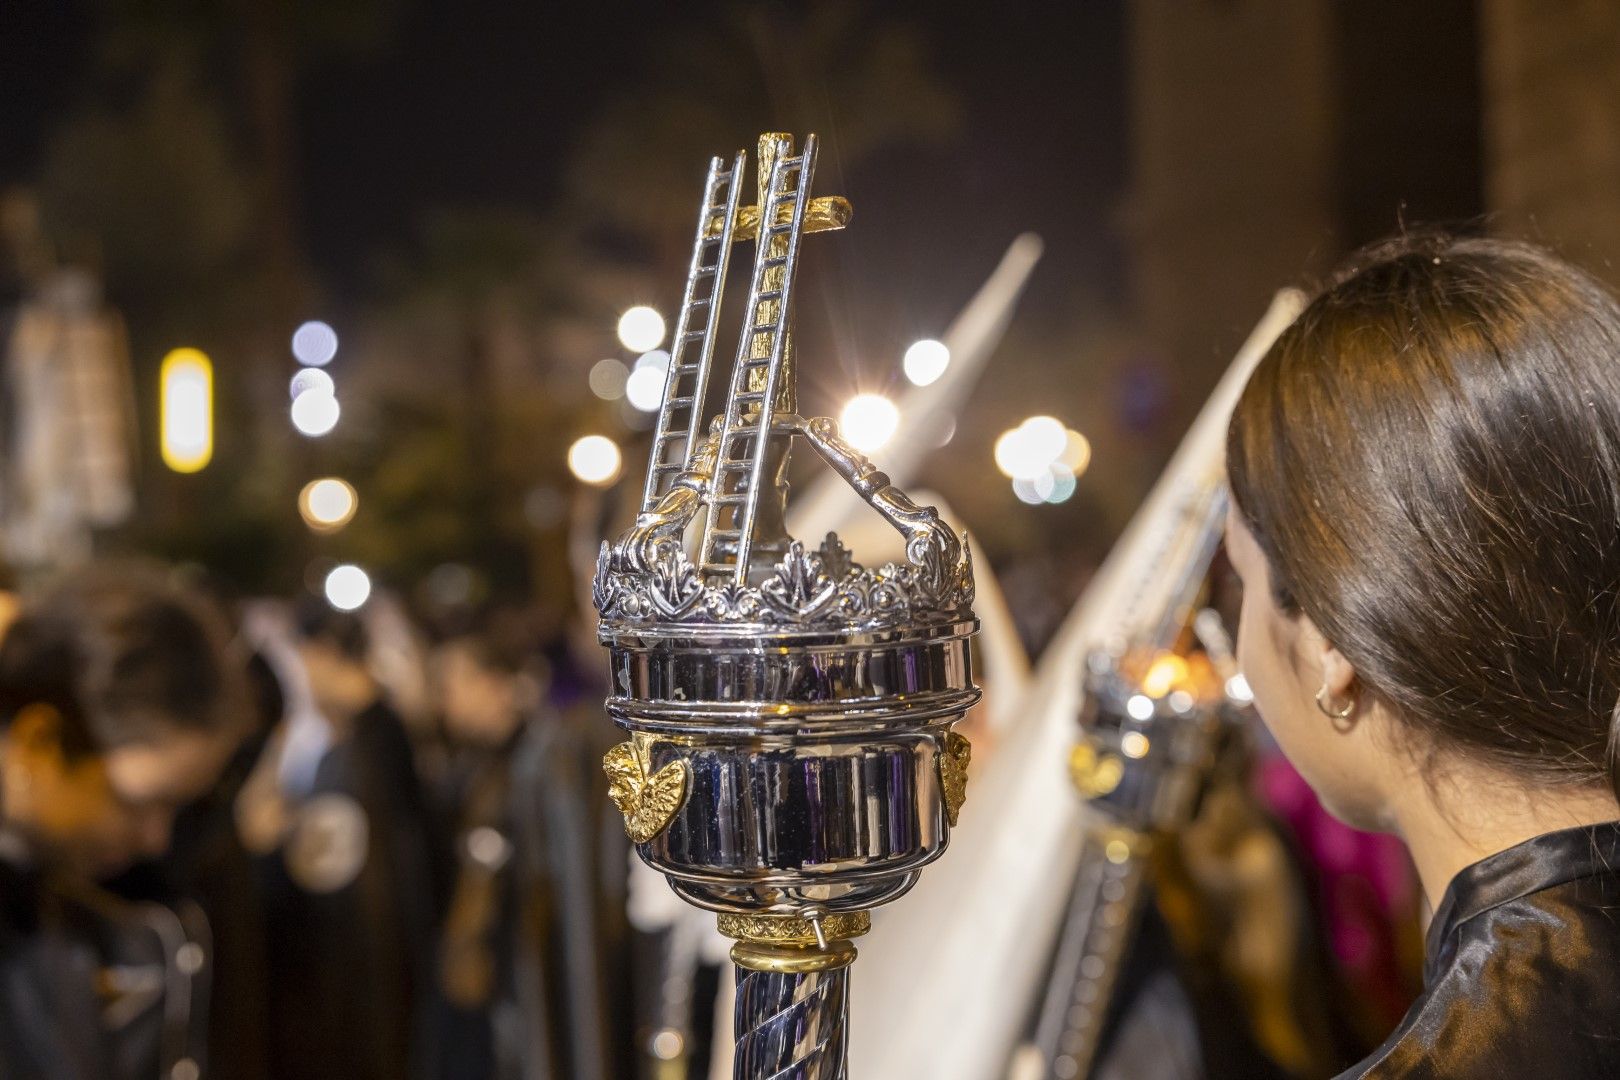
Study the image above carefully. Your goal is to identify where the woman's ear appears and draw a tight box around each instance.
[1316,639,1359,702]
[1300,614,1360,701]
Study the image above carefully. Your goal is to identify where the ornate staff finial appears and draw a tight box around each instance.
[594,133,979,1078]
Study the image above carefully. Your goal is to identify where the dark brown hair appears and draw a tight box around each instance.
[0,562,248,756]
[1228,234,1620,803]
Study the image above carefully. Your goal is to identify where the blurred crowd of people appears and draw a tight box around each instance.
[0,558,678,1080]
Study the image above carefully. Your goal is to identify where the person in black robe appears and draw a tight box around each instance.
[0,563,251,1079]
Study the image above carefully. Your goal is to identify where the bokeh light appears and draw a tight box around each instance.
[1021,415,1068,462]
[588,358,629,400]
[324,564,372,611]
[839,393,900,453]
[902,338,951,386]
[617,306,666,352]
[567,434,622,486]
[159,348,213,474]
[289,367,335,400]
[299,478,359,532]
[1226,674,1255,703]
[996,416,1089,503]
[291,388,341,437]
[1059,428,1092,475]
[291,321,339,367]
[624,351,670,412]
[1011,476,1044,504]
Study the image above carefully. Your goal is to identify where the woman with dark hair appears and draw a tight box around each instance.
[1226,235,1620,1078]
[0,563,250,1078]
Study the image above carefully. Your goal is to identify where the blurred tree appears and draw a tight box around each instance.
[28,1,394,590]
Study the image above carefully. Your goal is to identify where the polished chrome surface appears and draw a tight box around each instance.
[733,966,849,1079]
[642,150,746,511]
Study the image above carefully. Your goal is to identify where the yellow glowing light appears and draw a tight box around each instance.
[567,435,622,486]
[839,393,900,453]
[1120,731,1151,759]
[617,306,666,352]
[1141,654,1191,698]
[299,478,359,532]
[1060,429,1092,476]
[160,348,213,474]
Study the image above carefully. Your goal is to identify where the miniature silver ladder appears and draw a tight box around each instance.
[699,133,820,581]
[640,151,748,511]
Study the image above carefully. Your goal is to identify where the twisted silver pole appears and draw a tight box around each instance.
[732,964,850,1079]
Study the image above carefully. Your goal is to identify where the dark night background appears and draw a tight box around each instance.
[0,1,1500,640]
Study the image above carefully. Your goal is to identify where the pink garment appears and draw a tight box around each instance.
[1255,751,1421,1028]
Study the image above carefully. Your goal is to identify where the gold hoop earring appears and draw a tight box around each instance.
[1315,685,1356,731]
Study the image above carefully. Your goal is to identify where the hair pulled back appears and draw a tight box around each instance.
[1228,234,1620,805]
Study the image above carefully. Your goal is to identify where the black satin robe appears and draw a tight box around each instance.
[1343,821,1620,1078]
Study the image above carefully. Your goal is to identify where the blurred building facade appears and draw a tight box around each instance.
[1122,0,1496,397]
[1482,0,1620,281]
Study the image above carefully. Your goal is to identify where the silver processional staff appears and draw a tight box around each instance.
[593,132,981,1079]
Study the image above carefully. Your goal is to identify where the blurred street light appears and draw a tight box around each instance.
[289,367,335,399]
[997,415,1088,504]
[568,434,622,486]
[625,350,670,412]
[995,415,1088,481]
[299,478,359,532]
[589,358,629,400]
[839,393,900,453]
[1021,415,1067,462]
[902,338,950,386]
[291,388,341,437]
[160,348,213,474]
[1059,429,1092,475]
[617,306,666,352]
[292,321,339,367]
[324,564,372,611]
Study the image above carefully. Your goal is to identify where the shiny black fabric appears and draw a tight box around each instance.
[1342,822,1620,1078]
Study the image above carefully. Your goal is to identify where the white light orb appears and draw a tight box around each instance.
[1011,476,1045,505]
[902,338,950,386]
[290,389,341,437]
[838,393,900,453]
[324,564,372,612]
[1226,674,1255,703]
[567,434,622,486]
[291,321,339,366]
[1021,415,1068,463]
[634,348,671,372]
[995,426,1053,480]
[1126,693,1156,721]
[289,367,335,400]
[588,358,629,400]
[617,306,666,352]
[299,478,358,531]
[624,365,667,412]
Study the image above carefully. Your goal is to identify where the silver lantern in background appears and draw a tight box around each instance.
[593,133,980,1078]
